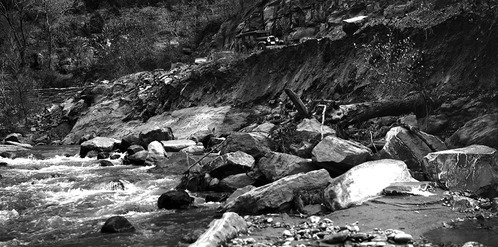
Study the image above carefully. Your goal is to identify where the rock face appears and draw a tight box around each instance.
[80,137,121,157]
[202,151,255,179]
[295,118,336,141]
[157,190,194,209]
[189,212,247,247]
[139,127,174,146]
[101,216,135,233]
[161,140,197,152]
[257,151,316,181]
[221,132,274,158]
[223,169,332,214]
[381,127,447,179]
[423,145,498,191]
[312,136,372,167]
[324,159,416,211]
[446,114,498,149]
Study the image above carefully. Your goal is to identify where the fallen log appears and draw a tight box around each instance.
[284,89,310,118]
[315,92,432,126]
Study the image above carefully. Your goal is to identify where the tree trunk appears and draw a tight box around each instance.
[317,92,431,126]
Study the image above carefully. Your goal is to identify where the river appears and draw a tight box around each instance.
[0,146,215,247]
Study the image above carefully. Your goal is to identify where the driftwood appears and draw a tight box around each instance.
[314,92,431,126]
[284,89,310,118]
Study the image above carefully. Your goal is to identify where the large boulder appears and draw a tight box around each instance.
[258,151,317,181]
[202,151,255,179]
[126,150,149,166]
[218,174,256,192]
[381,126,447,180]
[189,212,247,247]
[139,127,174,147]
[221,132,274,158]
[80,137,121,158]
[295,118,336,141]
[157,190,194,209]
[148,141,167,158]
[161,140,196,152]
[323,159,416,211]
[222,169,332,214]
[101,216,135,233]
[446,114,498,149]
[423,145,498,191]
[312,136,372,170]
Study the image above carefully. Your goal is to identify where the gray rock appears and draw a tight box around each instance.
[148,141,167,157]
[80,137,121,158]
[190,212,247,247]
[258,151,316,181]
[324,159,416,211]
[157,190,194,209]
[312,135,372,167]
[161,140,196,152]
[202,151,255,179]
[381,126,447,179]
[127,145,145,155]
[423,145,498,191]
[222,169,332,214]
[221,132,274,158]
[181,145,206,154]
[101,216,135,233]
[126,150,149,166]
[218,174,256,192]
[295,118,335,141]
[446,114,498,149]
[139,127,174,146]
[252,122,275,136]
[3,133,22,143]
[224,185,256,207]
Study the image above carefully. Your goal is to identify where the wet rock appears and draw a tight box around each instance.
[85,150,98,158]
[423,145,498,191]
[97,152,110,160]
[221,132,274,158]
[190,212,247,247]
[312,135,372,168]
[80,137,121,158]
[161,140,196,152]
[127,144,145,155]
[258,151,317,181]
[99,160,114,167]
[324,159,416,211]
[149,152,199,175]
[224,185,256,206]
[0,162,7,167]
[157,190,194,209]
[0,152,14,159]
[295,118,336,141]
[446,114,498,149]
[110,153,122,160]
[202,151,255,179]
[101,216,135,233]
[222,169,332,214]
[126,150,148,166]
[139,127,174,146]
[381,126,447,180]
[205,192,230,203]
[3,133,22,143]
[218,173,256,192]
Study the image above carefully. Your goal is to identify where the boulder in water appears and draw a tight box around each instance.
[126,150,148,166]
[3,133,22,143]
[99,160,114,167]
[80,137,121,158]
[127,145,145,155]
[158,190,194,209]
[101,216,135,233]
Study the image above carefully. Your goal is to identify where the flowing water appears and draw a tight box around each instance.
[0,146,216,247]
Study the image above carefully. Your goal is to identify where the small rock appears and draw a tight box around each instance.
[157,190,194,209]
[99,160,114,167]
[101,216,135,233]
[127,145,145,156]
[283,230,293,237]
[393,233,413,244]
[462,241,484,247]
[97,152,110,160]
[308,215,320,224]
[323,231,350,244]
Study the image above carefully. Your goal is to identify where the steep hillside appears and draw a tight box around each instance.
[41,0,498,145]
